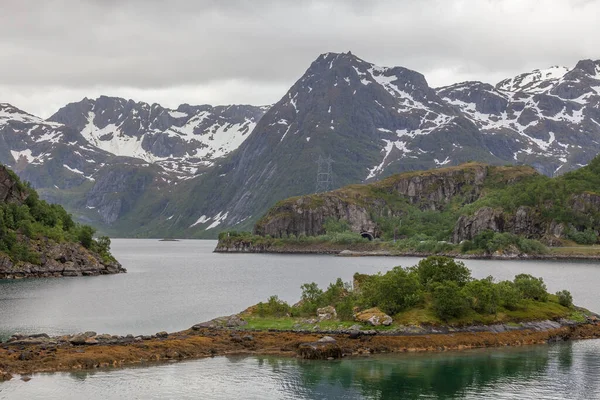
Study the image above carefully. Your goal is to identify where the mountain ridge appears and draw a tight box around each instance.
[1,52,599,238]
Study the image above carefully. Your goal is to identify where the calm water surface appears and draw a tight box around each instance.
[1,239,599,399]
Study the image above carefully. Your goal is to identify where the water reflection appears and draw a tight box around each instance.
[268,345,551,399]
[2,340,599,399]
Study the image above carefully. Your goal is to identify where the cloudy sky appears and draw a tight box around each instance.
[1,0,599,117]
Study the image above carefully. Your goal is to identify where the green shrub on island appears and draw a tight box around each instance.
[556,290,574,308]
[460,230,548,255]
[252,256,576,324]
[0,168,115,263]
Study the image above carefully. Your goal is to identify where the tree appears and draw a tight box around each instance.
[432,281,469,320]
[496,280,522,310]
[462,277,499,314]
[361,267,422,315]
[513,274,548,302]
[413,256,472,288]
[556,290,573,308]
[78,225,96,249]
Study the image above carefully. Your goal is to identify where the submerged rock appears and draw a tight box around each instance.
[297,341,342,360]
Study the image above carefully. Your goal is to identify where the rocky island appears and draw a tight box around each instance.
[216,155,600,259]
[1,256,599,381]
[0,164,124,279]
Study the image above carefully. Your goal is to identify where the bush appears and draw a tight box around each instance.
[323,217,351,234]
[462,277,499,314]
[556,290,573,308]
[567,228,597,245]
[257,295,291,317]
[413,256,471,288]
[431,281,469,320]
[496,280,522,310]
[360,266,422,315]
[514,274,549,302]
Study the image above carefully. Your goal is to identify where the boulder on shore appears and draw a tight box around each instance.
[354,308,393,326]
[317,306,337,321]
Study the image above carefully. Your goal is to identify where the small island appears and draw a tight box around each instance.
[216,156,600,259]
[1,256,599,381]
[0,164,124,279]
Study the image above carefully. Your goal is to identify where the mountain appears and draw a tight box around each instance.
[439,59,600,176]
[2,53,600,238]
[496,66,569,93]
[143,53,600,238]
[49,96,268,177]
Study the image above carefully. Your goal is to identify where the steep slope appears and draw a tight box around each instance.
[153,52,506,237]
[0,164,125,278]
[49,96,268,177]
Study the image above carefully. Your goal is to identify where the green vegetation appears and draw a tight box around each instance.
[0,165,115,264]
[242,155,600,256]
[246,256,583,329]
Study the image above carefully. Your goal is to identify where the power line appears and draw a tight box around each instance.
[315,155,334,193]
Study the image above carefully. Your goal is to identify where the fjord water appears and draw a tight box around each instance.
[1,239,600,399]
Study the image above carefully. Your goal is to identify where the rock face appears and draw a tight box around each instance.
[0,240,125,279]
[0,166,27,204]
[452,193,600,243]
[254,163,521,238]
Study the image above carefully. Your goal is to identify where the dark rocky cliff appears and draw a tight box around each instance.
[254,163,526,239]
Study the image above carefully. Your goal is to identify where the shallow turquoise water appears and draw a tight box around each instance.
[1,340,599,399]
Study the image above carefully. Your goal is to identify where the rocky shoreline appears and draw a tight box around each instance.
[1,316,600,380]
[214,244,600,261]
[0,240,125,279]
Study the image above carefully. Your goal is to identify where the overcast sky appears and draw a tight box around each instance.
[1,0,599,117]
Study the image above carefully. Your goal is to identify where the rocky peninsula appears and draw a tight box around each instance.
[0,164,124,279]
[1,312,599,381]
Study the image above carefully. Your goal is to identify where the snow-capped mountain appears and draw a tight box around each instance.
[159,53,600,237]
[439,59,600,175]
[48,97,268,177]
[2,52,599,238]
[496,66,569,93]
[0,102,107,187]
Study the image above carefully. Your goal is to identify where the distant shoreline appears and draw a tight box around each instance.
[214,245,600,261]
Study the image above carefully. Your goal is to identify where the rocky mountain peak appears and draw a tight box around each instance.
[48,96,269,176]
[572,59,600,77]
[496,66,569,93]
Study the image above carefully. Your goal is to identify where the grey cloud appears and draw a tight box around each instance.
[1,0,599,117]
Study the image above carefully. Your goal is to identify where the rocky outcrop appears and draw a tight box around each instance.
[0,239,125,279]
[254,193,376,238]
[452,192,600,243]
[0,166,27,204]
[254,163,536,239]
[380,163,489,211]
[354,308,393,326]
[297,336,343,360]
